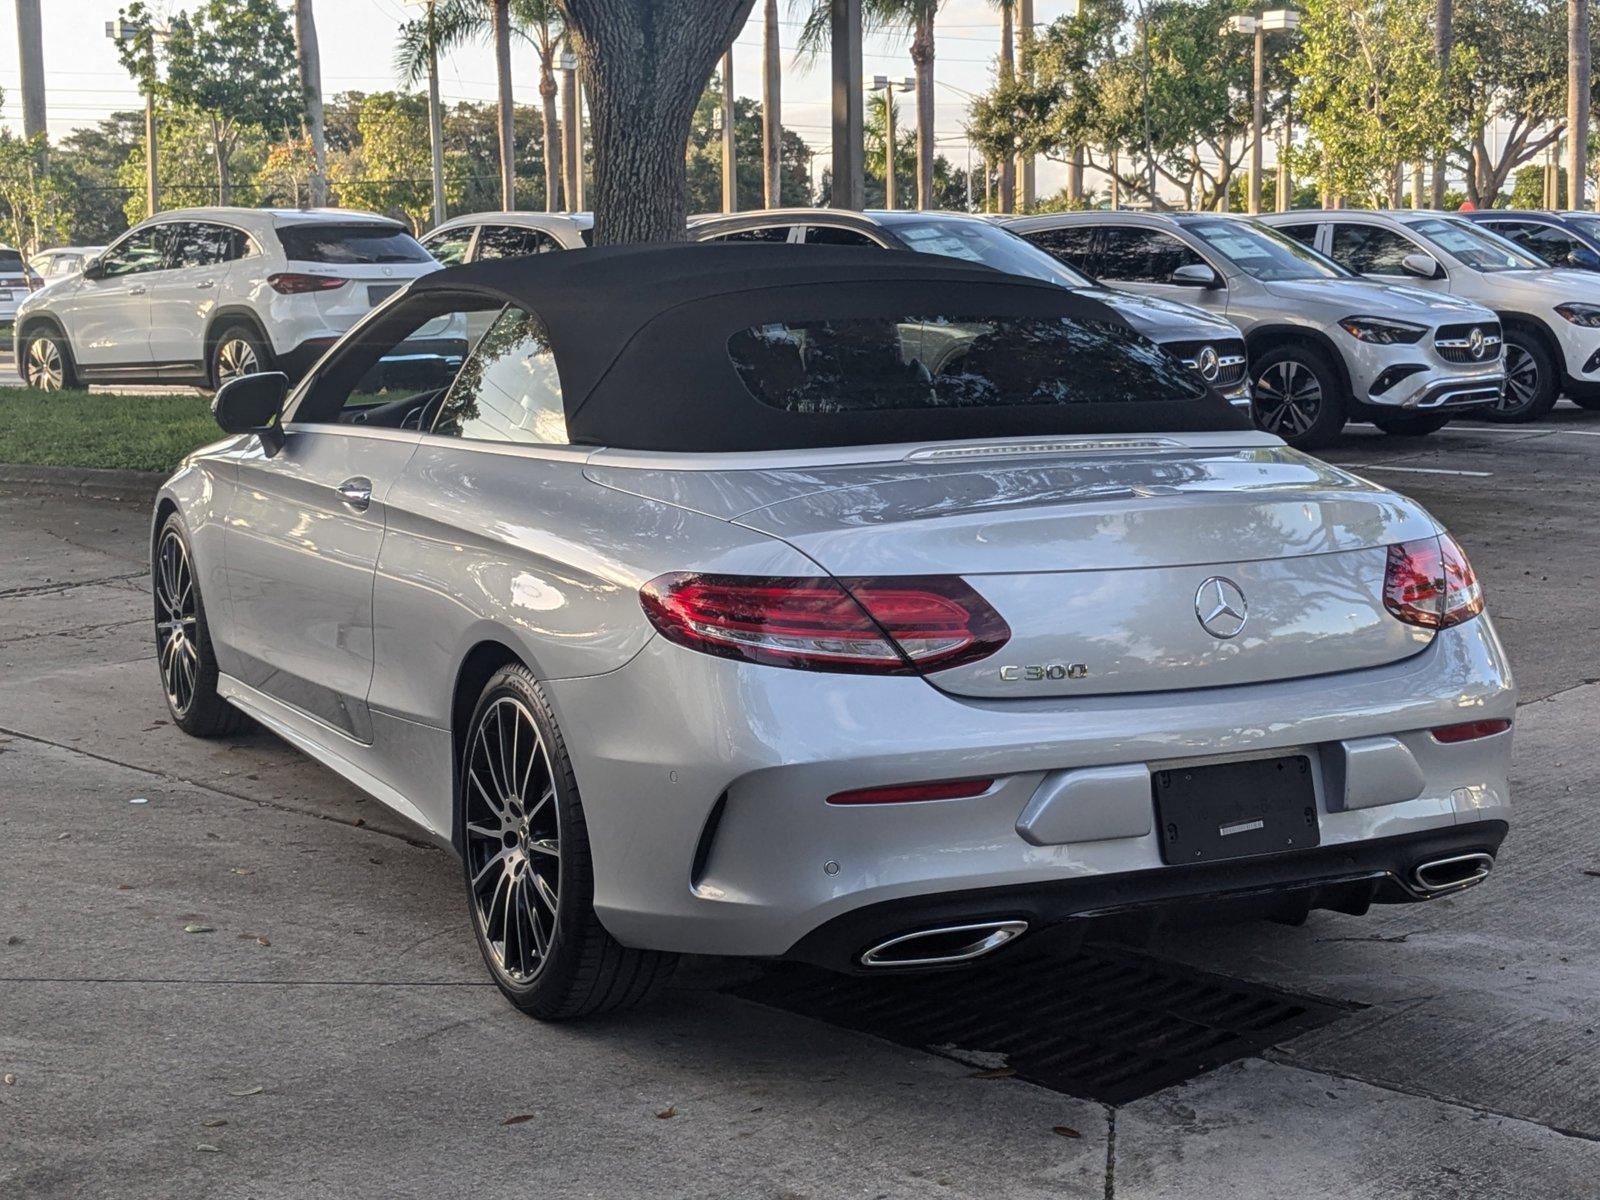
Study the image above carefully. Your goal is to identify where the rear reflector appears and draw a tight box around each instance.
[1430,718,1511,743]
[1384,532,1484,630]
[267,271,347,294]
[639,573,1009,675]
[828,778,995,805]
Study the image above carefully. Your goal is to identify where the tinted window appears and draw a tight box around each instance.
[0,249,25,270]
[1183,220,1345,281]
[474,224,563,260]
[277,223,432,264]
[1273,223,1320,248]
[1022,225,1098,273]
[883,217,1093,286]
[432,306,568,444]
[704,225,793,243]
[1487,221,1586,266]
[728,314,1205,415]
[805,225,879,247]
[421,226,473,266]
[161,221,248,269]
[97,228,166,278]
[1329,224,1418,274]
[1400,217,1541,272]
[1096,228,1205,283]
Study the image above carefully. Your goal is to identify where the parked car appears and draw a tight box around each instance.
[419,212,592,264]
[13,207,445,392]
[688,208,1254,405]
[30,245,106,283]
[157,244,1513,1019]
[1008,211,1506,448]
[1458,209,1600,274]
[1263,209,1600,420]
[0,245,42,324]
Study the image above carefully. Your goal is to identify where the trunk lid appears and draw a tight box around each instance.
[590,439,1439,698]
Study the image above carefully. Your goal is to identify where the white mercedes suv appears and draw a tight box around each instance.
[13,208,443,392]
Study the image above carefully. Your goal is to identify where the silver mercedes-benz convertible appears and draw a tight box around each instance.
[152,244,1514,1019]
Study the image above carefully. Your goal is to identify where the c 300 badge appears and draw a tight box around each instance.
[999,663,1089,682]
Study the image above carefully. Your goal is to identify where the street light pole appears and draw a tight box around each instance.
[108,16,167,218]
[868,76,914,210]
[1227,9,1300,215]
[721,46,737,213]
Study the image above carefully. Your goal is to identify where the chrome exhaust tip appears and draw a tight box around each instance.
[859,920,1028,969]
[1411,852,1495,896]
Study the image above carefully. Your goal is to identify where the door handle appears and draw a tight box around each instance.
[336,476,373,512]
[195,279,215,290]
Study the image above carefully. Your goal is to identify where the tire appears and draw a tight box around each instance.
[209,322,273,389]
[19,324,77,391]
[460,664,676,1020]
[1250,343,1348,449]
[153,513,249,738]
[1371,411,1450,437]
[1490,329,1559,422]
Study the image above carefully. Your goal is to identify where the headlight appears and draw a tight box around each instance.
[1338,316,1428,345]
[1554,302,1600,327]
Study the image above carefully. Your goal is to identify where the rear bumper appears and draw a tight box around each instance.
[547,614,1515,960]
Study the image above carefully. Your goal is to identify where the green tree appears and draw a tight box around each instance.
[115,0,304,206]
[51,113,143,243]
[334,92,468,232]
[0,130,70,256]
[684,80,814,213]
[116,105,270,222]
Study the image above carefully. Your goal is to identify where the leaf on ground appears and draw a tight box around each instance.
[227,1086,264,1098]
[501,1114,536,1126]
[969,1067,1017,1079]
[129,797,148,805]
[655,1106,678,1119]
[194,1143,221,1154]
[256,937,270,947]
[1052,1126,1082,1139]
[201,1119,228,1128]
[3,1073,16,1085]
[1582,869,1600,878]
[116,884,133,891]
[183,924,215,934]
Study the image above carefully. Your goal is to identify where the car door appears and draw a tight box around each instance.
[146,221,245,373]
[219,298,463,743]
[1326,221,1446,291]
[1094,225,1228,314]
[51,225,165,369]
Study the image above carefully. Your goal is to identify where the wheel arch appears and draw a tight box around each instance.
[1495,310,1562,369]
[1244,324,1354,399]
[203,307,273,377]
[449,639,530,853]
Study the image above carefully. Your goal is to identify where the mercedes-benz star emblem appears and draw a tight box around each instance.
[1195,576,1248,639]
[1468,326,1486,359]
[1197,344,1221,382]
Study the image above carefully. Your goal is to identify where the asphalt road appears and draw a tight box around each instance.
[4,413,1600,1199]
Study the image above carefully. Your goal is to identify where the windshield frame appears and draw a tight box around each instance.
[1176,216,1352,282]
[876,214,1096,288]
[1396,214,1546,273]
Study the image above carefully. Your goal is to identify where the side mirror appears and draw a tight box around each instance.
[213,371,288,456]
[1170,262,1222,288]
[1570,246,1600,271]
[1400,252,1443,280]
[80,256,105,281]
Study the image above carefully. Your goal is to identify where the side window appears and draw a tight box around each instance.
[421,226,474,266]
[1024,226,1098,274]
[1329,224,1417,274]
[162,222,246,269]
[704,225,793,243]
[1273,223,1320,248]
[805,225,880,247]
[97,227,165,278]
[1095,228,1204,283]
[474,224,563,260]
[1499,222,1585,266]
[431,306,567,445]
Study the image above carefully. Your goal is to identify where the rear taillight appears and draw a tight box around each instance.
[638,573,1010,675]
[1383,533,1484,630]
[1431,718,1511,743]
[267,272,347,294]
[828,778,995,805]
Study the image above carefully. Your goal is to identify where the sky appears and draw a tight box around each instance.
[0,0,1087,197]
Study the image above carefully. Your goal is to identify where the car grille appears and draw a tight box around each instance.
[1169,338,1248,388]
[1434,321,1502,364]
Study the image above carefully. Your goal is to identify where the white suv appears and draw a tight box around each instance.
[13,208,443,391]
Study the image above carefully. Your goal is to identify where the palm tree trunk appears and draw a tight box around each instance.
[492,0,516,209]
[762,0,781,207]
[1569,0,1590,209]
[912,7,935,209]
[1431,0,1452,207]
[1015,0,1034,209]
[998,2,1015,213]
[292,0,328,205]
[540,47,562,212]
[15,0,46,167]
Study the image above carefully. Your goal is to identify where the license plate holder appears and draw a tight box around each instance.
[1153,755,1318,865]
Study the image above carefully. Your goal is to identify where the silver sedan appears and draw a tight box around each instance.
[152,244,1515,1019]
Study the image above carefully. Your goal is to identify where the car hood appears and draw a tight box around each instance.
[1260,277,1492,321]
[1473,266,1600,303]
[1075,287,1239,343]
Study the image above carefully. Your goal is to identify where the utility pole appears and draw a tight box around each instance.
[830,0,864,209]
[762,0,781,208]
[15,0,46,165]
[721,47,737,213]
[108,15,164,218]
[293,0,328,205]
[869,76,913,210]
[492,0,516,209]
[561,51,580,212]
[1017,0,1035,209]
[1277,86,1291,210]
[425,0,446,226]
[1568,0,1590,209]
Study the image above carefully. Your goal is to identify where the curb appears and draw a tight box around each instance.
[0,463,165,504]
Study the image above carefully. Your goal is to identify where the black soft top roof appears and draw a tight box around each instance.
[410,242,1249,451]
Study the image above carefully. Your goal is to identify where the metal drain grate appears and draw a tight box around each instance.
[732,947,1354,1105]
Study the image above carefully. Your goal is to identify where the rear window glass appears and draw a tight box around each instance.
[0,250,23,269]
[728,315,1206,414]
[277,224,432,264]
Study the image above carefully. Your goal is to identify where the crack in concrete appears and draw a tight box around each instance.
[1263,1051,1600,1146]
[1102,1104,1116,1199]
[0,722,441,852]
[0,570,146,599]
[0,617,148,645]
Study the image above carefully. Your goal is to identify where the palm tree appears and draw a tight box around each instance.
[513,0,566,212]
[292,0,329,206]
[1568,0,1590,209]
[990,0,1017,212]
[1430,0,1451,207]
[395,0,459,224]
[762,0,781,207]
